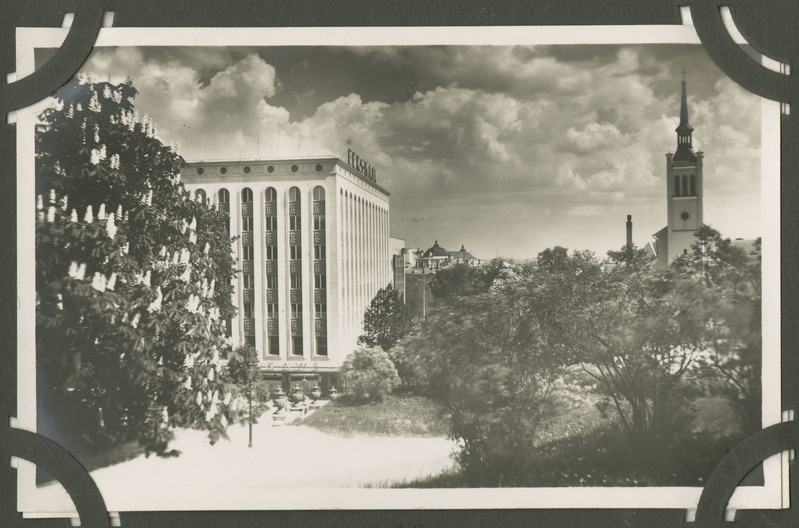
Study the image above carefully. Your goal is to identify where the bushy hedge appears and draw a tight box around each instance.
[340,347,400,403]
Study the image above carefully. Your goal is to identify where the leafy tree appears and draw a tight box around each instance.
[340,347,400,403]
[35,77,237,454]
[406,290,564,485]
[358,284,412,351]
[429,258,517,299]
[226,345,259,385]
[533,247,707,439]
[672,227,762,432]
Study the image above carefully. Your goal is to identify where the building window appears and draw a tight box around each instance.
[266,275,276,290]
[243,274,254,289]
[243,303,253,318]
[290,245,301,260]
[291,274,301,289]
[242,246,254,260]
[690,174,696,196]
[681,175,688,197]
[267,303,277,317]
[265,187,276,201]
[291,303,302,318]
[218,188,230,213]
[674,175,680,197]
[289,186,300,202]
[245,335,255,346]
[195,189,207,204]
[242,188,253,203]
[265,216,277,231]
[315,303,326,318]
[242,216,253,231]
[268,336,279,355]
[313,215,325,231]
[290,216,300,231]
[314,245,326,260]
[316,336,327,357]
[265,245,277,260]
[292,336,303,356]
[313,186,325,202]
[314,274,326,289]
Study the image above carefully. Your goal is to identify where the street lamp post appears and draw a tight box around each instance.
[247,359,258,448]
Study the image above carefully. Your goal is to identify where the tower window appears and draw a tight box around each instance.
[674,175,680,197]
[690,174,696,196]
[681,175,688,197]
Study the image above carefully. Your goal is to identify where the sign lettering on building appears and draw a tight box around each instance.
[347,148,377,182]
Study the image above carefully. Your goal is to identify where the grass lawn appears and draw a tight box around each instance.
[294,392,451,438]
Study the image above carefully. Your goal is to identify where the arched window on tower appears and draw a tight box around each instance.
[690,174,696,196]
[674,175,681,197]
[681,175,688,198]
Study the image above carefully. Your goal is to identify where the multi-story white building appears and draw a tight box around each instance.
[182,155,391,392]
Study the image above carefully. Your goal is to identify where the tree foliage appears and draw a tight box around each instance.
[671,226,762,432]
[35,77,237,454]
[340,347,401,403]
[401,290,564,484]
[358,284,412,351]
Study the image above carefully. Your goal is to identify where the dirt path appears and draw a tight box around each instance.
[26,417,457,513]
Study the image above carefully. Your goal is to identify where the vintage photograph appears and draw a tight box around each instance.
[17,26,781,512]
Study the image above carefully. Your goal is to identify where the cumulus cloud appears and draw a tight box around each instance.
[75,44,761,258]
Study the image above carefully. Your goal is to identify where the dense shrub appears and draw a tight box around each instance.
[340,347,400,403]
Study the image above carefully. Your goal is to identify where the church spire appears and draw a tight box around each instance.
[673,74,696,163]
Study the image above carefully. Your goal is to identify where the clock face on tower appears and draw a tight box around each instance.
[671,198,699,231]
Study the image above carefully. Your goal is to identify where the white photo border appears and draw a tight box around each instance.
[15,24,783,514]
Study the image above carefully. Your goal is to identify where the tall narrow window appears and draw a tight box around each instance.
[690,174,696,196]
[240,187,254,343]
[674,175,681,197]
[312,185,327,358]
[288,186,303,355]
[218,188,231,336]
[681,175,688,198]
[264,186,279,357]
[195,189,207,204]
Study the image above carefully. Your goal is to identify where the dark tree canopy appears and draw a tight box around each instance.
[358,284,412,351]
[36,77,237,453]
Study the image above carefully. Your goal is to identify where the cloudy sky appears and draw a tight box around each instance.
[61,44,762,259]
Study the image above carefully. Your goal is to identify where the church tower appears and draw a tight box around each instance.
[662,76,703,265]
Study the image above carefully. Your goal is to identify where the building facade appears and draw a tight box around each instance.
[182,156,391,391]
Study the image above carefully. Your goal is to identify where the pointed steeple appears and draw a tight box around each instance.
[673,74,697,163]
